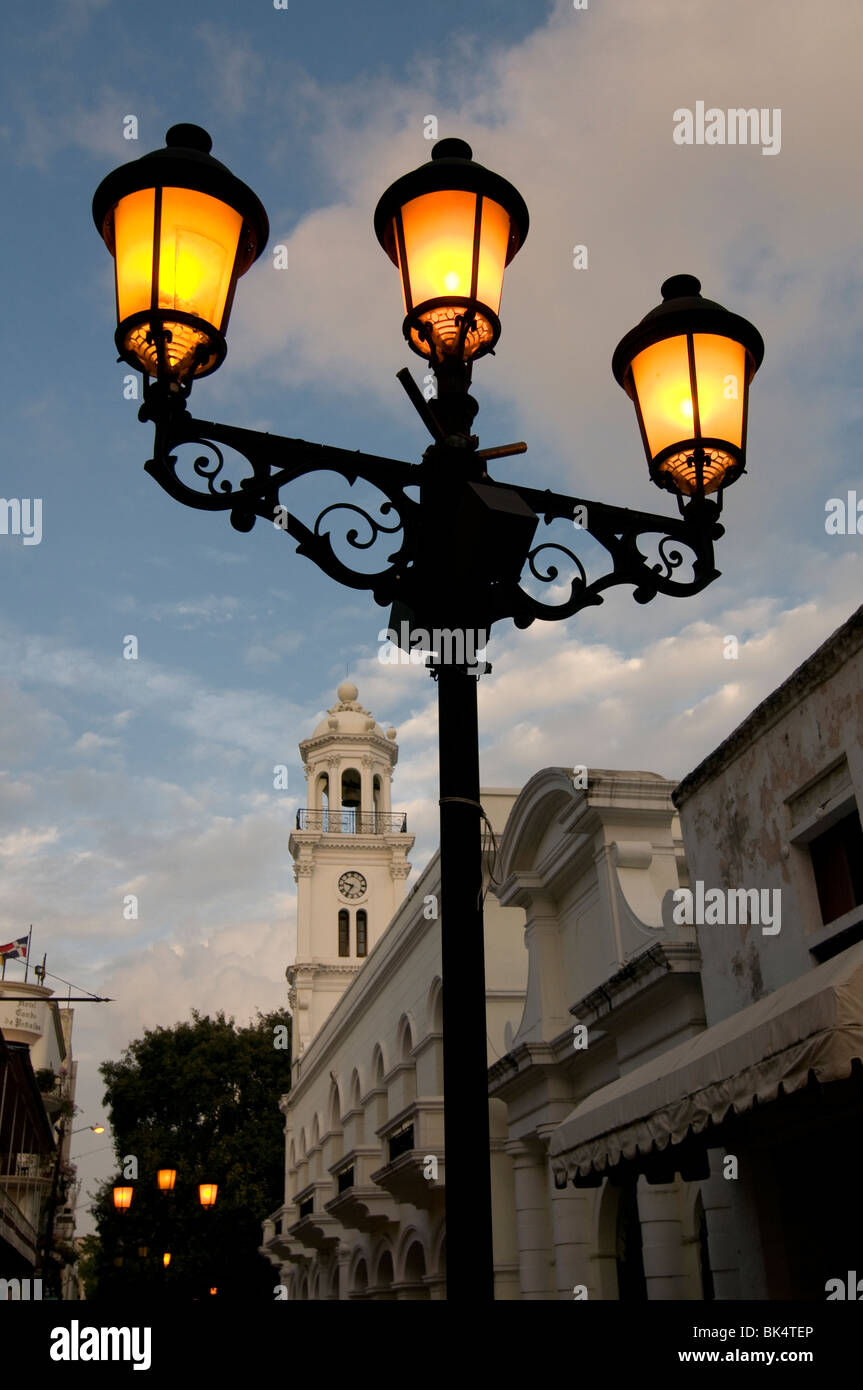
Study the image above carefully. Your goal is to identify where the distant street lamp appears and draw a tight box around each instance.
[93,127,763,1303]
[198,1183,218,1209]
[162,1252,172,1268]
[157,1167,177,1192]
[113,1185,133,1211]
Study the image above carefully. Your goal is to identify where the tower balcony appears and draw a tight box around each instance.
[296,809,408,834]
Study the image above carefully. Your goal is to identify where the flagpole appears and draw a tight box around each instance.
[23,926,32,983]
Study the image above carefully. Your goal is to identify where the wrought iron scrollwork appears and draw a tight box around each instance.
[141,389,421,605]
[490,480,724,628]
[138,383,724,631]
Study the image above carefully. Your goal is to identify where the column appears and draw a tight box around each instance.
[505,1138,555,1299]
[636,1176,690,1299]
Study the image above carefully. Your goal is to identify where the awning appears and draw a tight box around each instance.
[549,939,863,1181]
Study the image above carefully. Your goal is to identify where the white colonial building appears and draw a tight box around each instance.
[262,681,528,1298]
[262,685,698,1298]
[263,608,863,1299]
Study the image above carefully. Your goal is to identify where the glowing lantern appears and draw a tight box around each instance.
[157,1167,177,1192]
[92,125,268,383]
[374,138,528,363]
[163,1252,171,1268]
[612,276,764,497]
[198,1182,218,1208]
[113,1185,133,1211]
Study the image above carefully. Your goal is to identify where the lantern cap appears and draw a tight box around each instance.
[374,137,529,268]
[165,124,212,153]
[92,125,269,269]
[431,137,473,161]
[612,274,764,392]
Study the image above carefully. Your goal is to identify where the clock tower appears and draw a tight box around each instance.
[287,681,414,1058]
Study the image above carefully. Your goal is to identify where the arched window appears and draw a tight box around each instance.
[341,767,361,831]
[356,909,368,957]
[615,1179,647,1301]
[317,772,329,829]
[338,909,349,957]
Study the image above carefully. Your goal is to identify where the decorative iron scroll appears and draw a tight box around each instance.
[489,481,724,628]
[141,391,723,631]
[143,400,422,606]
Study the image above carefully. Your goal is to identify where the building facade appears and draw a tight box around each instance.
[547,604,863,1299]
[262,684,528,1298]
[0,981,77,1293]
[263,605,863,1299]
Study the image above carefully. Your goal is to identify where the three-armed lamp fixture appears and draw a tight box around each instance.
[612,273,764,498]
[374,138,529,365]
[92,124,268,384]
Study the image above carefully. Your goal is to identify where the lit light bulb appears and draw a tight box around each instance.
[680,398,693,419]
[443,270,460,293]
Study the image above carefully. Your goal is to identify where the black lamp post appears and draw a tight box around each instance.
[93,127,763,1303]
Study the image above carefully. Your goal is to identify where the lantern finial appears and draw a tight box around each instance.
[661,274,701,300]
[165,124,213,154]
[431,138,473,161]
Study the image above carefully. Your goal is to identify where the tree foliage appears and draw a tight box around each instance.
[87,1008,290,1301]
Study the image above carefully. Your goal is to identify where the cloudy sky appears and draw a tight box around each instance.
[2,0,861,1233]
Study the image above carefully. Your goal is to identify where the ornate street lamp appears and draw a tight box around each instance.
[112,1185,133,1212]
[613,274,764,499]
[92,128,763,1303]
[374,138,528,366]
[198,1182,218,1209]
[157,1167,177,1192]
[92,124,268,386]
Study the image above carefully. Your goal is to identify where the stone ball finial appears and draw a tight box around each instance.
[386,727,397,741]
[337,680,358,703]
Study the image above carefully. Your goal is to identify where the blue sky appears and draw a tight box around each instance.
[2,0,862,1233]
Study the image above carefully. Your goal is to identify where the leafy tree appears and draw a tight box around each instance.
[87,1008,290,1301]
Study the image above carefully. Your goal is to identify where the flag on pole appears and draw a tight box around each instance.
[0,936,29,961]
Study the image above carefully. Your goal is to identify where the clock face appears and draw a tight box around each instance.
[338,871,367,901]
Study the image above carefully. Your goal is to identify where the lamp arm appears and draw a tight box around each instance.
[141,391,422,606]
[484,480,725,627]
[137,386,724,633]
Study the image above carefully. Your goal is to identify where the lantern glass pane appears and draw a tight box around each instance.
[475,197,510,313]
[691,334,746,447]
[157,187,243,329]
[114,188,156,323]
[630,334,692,458]
[397,189,477,309]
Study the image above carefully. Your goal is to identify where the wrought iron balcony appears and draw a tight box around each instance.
[296,809,407,834]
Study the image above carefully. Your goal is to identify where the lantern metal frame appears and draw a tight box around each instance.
[374,138,529,365]
[94,128,763,1305]
[612,273,765,499]
[92,124,269,383]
